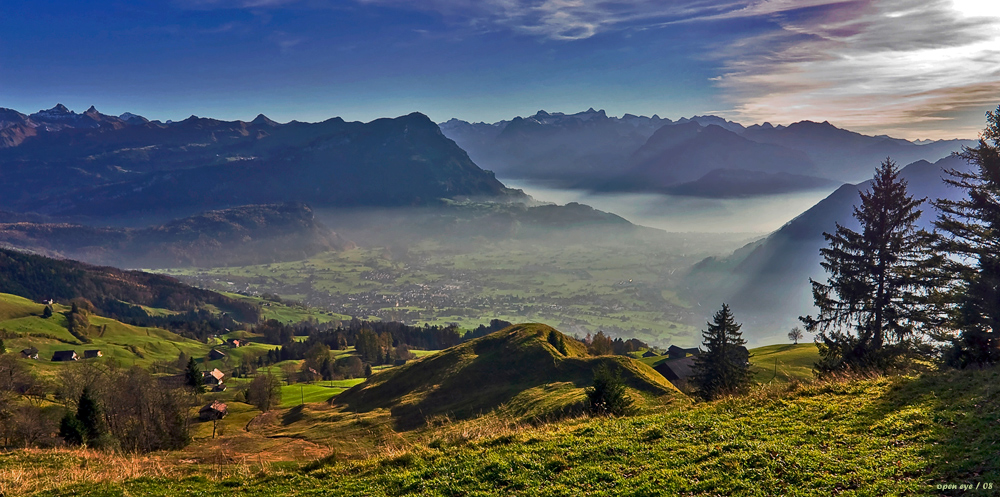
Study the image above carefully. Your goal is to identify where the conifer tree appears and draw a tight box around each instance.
[76,386,108,447]
[586,363,633,416]
[801,158,934,372]
[692,303,751,400]
[931,106,1000,367]
[185,357,206,394]
[59,412,85,446]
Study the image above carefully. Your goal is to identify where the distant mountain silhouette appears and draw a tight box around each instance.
[442,111,973,198]
[440,109,673,184]
[0,106,521,221]
[603,123,822,191]
[0,203,353,268]
[742,120,973,183]
[686,154,972,343]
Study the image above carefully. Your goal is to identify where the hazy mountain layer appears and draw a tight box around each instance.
[0,202,352,268]
[0,246,259,322]
[442,110,972,198]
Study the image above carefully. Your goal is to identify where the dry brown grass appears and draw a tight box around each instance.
[0,446,279,496]
[0,447,172,495]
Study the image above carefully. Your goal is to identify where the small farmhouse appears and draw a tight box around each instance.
[83,350,103,359]
[203,368,225,386]
[51,350,79,362]
[20,347,39,360]
[642,349,659,358]
[199,401,228,421]
[208,349,226,360]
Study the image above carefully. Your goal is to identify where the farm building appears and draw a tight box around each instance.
[83,350,102,359]
[20,347,39,360]
[655,356,697,383]
[226,339,244,348]
[208,349,226,360]
[51,350,78,362]
[667,345,700,360]
[203,368,225,386]
[642,349,659,358]
[199,401,228,421]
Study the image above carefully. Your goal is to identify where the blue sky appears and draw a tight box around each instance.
[2,0,997,139]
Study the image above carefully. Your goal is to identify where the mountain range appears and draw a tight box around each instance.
[442,110,973,198]
[0,105,522,223]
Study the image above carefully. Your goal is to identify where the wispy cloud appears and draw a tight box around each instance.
[269,30,305,51]
[352,0,738,40]
[707,0,1000,139]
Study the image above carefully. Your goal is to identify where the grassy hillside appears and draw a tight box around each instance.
[6,367,999,496]
[639,343,821,384]
[749,343,821,383]
[0,293,209,372]
[336,323,685,430]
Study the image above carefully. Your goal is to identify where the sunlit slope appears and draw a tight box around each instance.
[335,323,687,429]
[23,367,1000,496]
[749,343,820,383]
[0,293,208,369]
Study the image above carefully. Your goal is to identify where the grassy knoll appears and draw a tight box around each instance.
[5,366,1000,496]
[335,323,685,430]
[749,343,821,383]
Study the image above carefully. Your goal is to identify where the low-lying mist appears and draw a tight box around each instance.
[503,179,837,234]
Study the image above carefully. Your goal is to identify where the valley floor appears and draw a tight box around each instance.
[4,367,998,496]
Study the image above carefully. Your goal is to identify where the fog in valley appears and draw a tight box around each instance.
[502,178,835,234]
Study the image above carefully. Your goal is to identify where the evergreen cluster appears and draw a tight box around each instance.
[802,106,1000,372]
[59,387,109,448]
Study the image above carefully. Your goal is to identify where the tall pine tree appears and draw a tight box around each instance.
[692,303,751,400]
[185,357,206,394]
[801,158,934,372]
[931,106,1000,367]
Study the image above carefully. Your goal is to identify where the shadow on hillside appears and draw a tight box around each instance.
[861,367,1000,491]
[282,404,305,426]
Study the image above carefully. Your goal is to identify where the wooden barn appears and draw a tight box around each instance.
[51,350,78,362]
[199,401,228,421]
